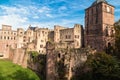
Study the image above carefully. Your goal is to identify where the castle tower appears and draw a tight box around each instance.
[54,25,66,43]
[36,28,49,54]
[17,28,24,48]
[85,0,115,51]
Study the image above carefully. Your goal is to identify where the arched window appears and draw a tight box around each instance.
[108,42,111,47]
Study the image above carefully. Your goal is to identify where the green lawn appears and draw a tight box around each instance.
[0,59,40,80]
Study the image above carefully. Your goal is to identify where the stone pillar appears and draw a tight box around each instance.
[46,42,56,80]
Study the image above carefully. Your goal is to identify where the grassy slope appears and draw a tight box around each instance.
[0,60,40,80]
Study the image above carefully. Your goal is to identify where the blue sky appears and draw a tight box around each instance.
[0,0,120,30]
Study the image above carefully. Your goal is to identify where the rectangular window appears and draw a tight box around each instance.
[14,37,16,40]
[8,37,9,40]
[40,45,43,48]
[75,35,79,38]
[42,31,44,34]
[23,40,26,42]
[41,40,44,42]
[66,35,67,39]
[14,33,16,35]
[68,35,71,39]
[4,36,6,39]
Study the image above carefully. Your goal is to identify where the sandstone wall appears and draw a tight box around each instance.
[13,48,27,68]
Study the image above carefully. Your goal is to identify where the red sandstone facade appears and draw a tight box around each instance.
[0,25,17,58]
[85,0,115,51]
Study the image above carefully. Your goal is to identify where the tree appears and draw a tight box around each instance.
[114,19,120,58]
[27,51,46,80]
[87,52,120,80]
[57,57,67,80]
[72,52,120,80]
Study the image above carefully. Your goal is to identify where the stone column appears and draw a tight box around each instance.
[46,42,56,80]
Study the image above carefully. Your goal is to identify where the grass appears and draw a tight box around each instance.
[0,59,40,80]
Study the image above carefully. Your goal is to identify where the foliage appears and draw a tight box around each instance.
[71,52,120,80]
[113,20,120,58]
[57,57,67,80]
[37,54,46,80]
[28,51,46,80]
[0,60,40,80]
[28,51,39,62]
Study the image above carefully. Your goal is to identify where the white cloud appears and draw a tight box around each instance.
[38,6,51,13]
[33,15,39,19]
[0,5,54,30]
[59,6,67,11]
[0,5,29,15]
[0,14,28,29]
[0,0,118,30]
[0,5,29,30]
[46,14,53,18]
[115,9,120,12]
[109,0,120,6]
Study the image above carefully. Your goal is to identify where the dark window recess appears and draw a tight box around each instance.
[40,45,43,48]
[105,27,108,36]
[23,40,26,42]
[8,37,9,40]
[41,40,44,42]
[14,37,16,40]
[58,53,61,58]
[23,36,26,38]
[66,35,67,39]
[75,35,79,38]
[96,6,98,24]
[4,36,6,39]
[42,31,44,34]
[66,35,71,39]
[6,44,8,47]
[0,55,3,57]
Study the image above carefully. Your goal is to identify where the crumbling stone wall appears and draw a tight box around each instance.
[12,48,27,68]
[46,41,56,80]
[46,40,95,80]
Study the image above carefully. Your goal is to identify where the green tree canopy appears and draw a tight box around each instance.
[72,52,120,80]
[86,52,120,80]
[114,19,120,57]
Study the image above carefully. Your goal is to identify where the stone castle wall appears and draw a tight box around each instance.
[46,41,95,80]
[12,48,27,68]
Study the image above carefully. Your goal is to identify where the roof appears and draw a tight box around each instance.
[85,0,114,10]
[92,0,107,6]
[29,27,37,30]
[27,26,38,31]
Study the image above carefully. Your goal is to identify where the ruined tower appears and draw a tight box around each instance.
[85,0,115,51]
